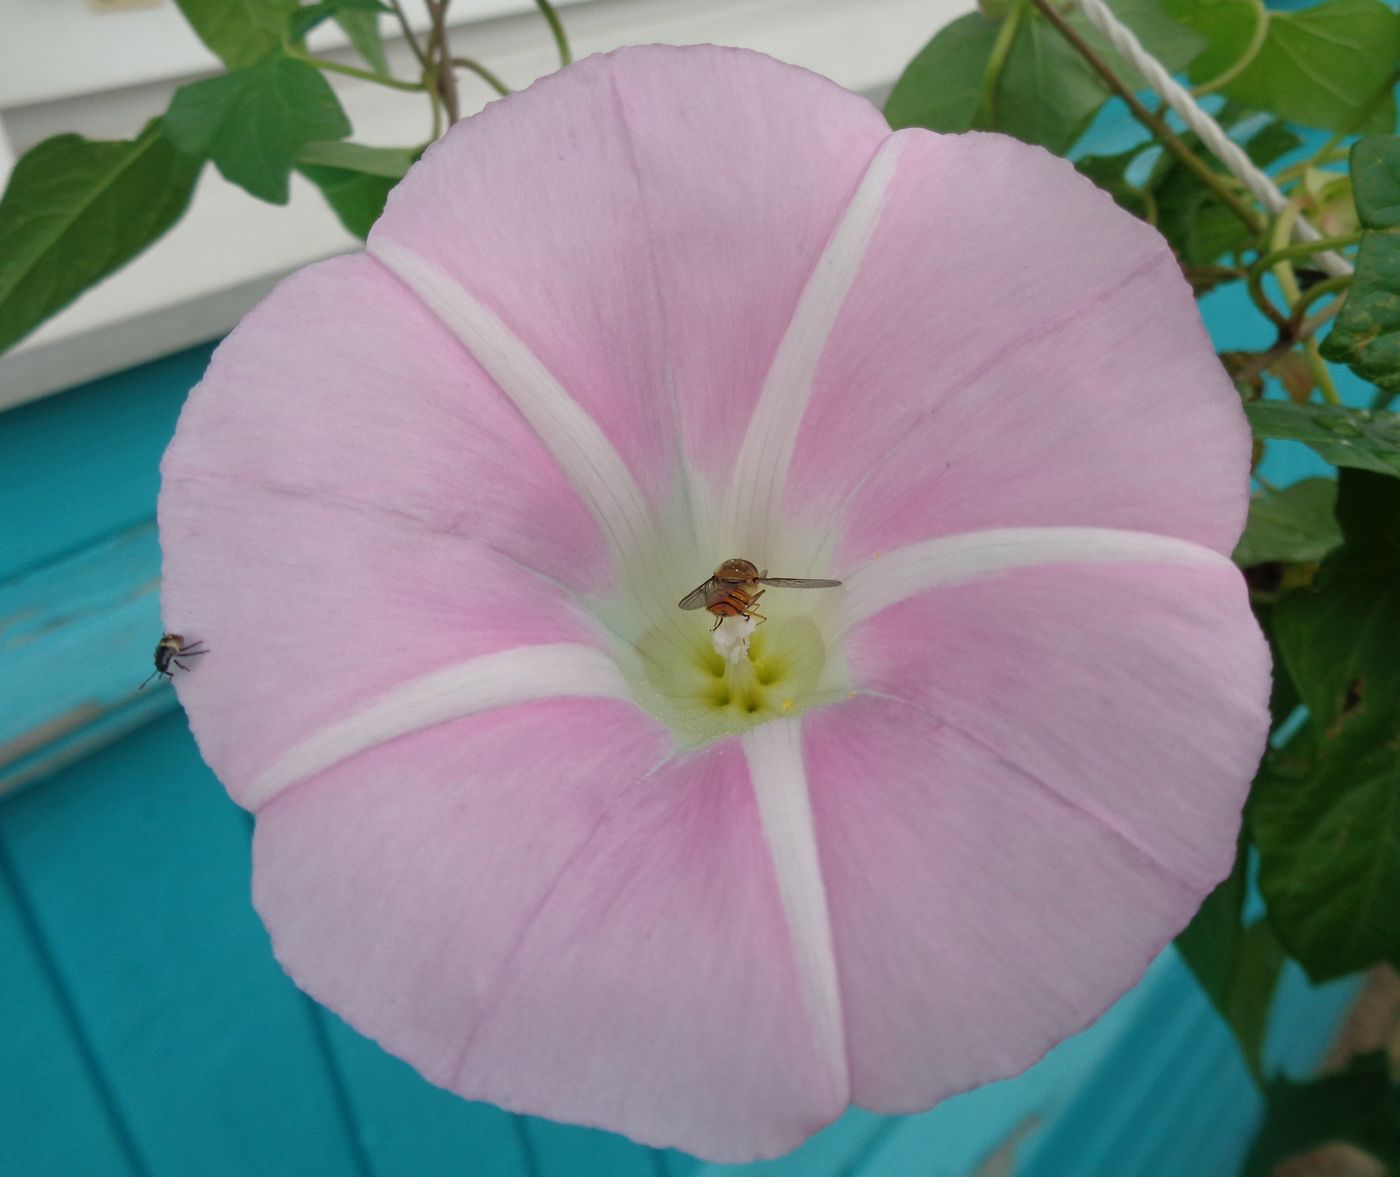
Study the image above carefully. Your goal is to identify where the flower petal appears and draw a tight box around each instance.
[780,131,1249,563]
[161,253,608,590]
[825,525,1226,640]
[844,558,1269,888]
[244,644,632,809]
[743,721,846,1097]
[158,477,607,806]
[253,710,847,1160]
[719,136,903,559]
[368,45,891,521]
[805,697,1206,1110]
[251,699,666,1085]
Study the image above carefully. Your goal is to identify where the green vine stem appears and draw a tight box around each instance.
[1251,233,1365,276]
[534,0,573,67]
[1262,203,1343,404]
[425,1,461,124]
[1245,264,1290,331]
[286,48,426,92]
[1306,337,1341,404]
[386,0,428,70]
[1029,0,1264,236]
[453,57,512,97]
[1289,274,1351,324]
[976,0,1028,128]
[1190,0,1269,96]
[1273,146,1351,185]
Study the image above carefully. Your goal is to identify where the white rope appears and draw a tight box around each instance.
[1074,0,1353,279]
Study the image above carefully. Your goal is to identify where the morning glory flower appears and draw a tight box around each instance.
[158,44,1269,1161]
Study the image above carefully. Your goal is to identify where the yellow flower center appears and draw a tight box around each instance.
[629,613,842,746]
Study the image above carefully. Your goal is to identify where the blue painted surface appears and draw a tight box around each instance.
[0,345,211,584]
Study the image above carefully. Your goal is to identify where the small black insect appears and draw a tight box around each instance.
[140,633,208,689]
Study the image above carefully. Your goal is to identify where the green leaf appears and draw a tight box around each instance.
[1244,401,1400,478]
[885,11,1108,155]
[173,0,298,70]
[1254,469,1400,980]
[996,17,1109,154]
[1176,835,1248,1008]
[288,0,390,73]
[1321,136,1400,395]
[1245,1053,1400,1176]
[1098,0,1204,72]
[1349,134,1400,230]
[164,54,352,204]
[1259,602,1303,731]
[335,8,388,75]
[297,140,414,178]
[1279,469,1400,748]
[1233,479,1342,568]
[1164,0,1261,87]
[1069,0,1205,93]
[297,164,396,238]
[1176,841,1285,1084]
[1206,0,1400,134]
[0,121,201,355]
[886,14,1002,136]
[1222,919,1286,1083]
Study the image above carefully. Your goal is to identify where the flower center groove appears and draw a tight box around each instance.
[630,614,838,746]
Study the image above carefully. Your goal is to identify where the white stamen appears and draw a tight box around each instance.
[828,526,1231,639]
[721,135,904,558]
[246,644,631,810]
[743,719,848,1103]
[712,615,758,665]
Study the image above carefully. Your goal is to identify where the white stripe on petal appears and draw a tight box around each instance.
[721,135,904,559]
[370,241,671,584]
[247,644,632,810]
[828,526,1231,638]
[743,719,848,1103]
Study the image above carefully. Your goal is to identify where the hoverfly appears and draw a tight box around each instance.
[140,633,208,689]
[678,558,841,629]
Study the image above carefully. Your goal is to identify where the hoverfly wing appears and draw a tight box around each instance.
[756,577,842,589]
[678,579,716,610]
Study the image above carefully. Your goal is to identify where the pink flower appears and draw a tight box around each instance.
[158,44,1269,1162]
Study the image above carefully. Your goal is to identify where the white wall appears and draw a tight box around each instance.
[0,0,961,407]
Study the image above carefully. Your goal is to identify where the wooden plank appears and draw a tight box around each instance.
[0,829,142,1177]
[0,345,207,794]
[0,343,208,583]
[0,521,173,794]
[841,956,1169,1177]
[316,1008,537,1177]
[523,1117,668,1177]
[0,714,369,1177]
[687,1108,888,1177]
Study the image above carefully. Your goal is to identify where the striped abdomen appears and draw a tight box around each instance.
[707,587,756,619]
